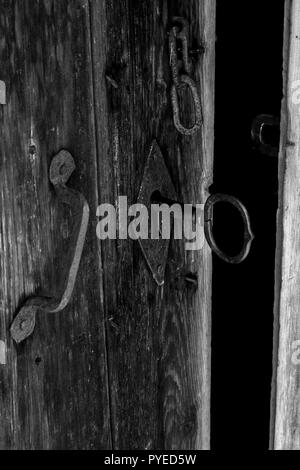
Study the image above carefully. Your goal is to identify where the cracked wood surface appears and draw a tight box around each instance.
[0,0,110,450]
[271,0,300,450]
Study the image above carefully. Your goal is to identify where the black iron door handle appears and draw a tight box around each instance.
[11,150,90,344]
[150,189,254,264]
[204,193,254,264]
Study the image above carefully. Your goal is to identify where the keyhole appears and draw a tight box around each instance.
[35,356,42,365]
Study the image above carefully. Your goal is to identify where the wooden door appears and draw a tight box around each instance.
[0,0,216,449]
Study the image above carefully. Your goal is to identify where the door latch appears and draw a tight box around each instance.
[10,150,90,344]
[138,141,254,286]
[169,17,202,135]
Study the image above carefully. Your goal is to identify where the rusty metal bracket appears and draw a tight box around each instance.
[10,150,90,344]
[137,141,177,286]
[169,17,192,87]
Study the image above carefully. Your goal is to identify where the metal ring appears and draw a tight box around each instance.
[171,75,202,136]
[204,194,254,264]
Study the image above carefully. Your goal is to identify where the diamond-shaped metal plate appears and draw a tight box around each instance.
[137,141,177,286]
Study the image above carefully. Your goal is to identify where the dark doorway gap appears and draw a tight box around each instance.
[211,1,284,449]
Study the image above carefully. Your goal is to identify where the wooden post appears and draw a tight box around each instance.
[271,0,300,450]
[0,0,215,449]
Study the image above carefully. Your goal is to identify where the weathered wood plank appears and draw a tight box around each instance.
[0,0,215,449]
[271,0,300,450]
[90,0,215,449]
[0,0,111,449]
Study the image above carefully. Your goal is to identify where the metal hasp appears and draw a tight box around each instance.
[10,150,90,344]
[169,17,202,135]
[251,114,280,157]
[137,141,177,286]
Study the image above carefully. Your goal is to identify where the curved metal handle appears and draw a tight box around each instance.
[251,114,280,157]
[11,150,90,344]
[204,193,254,264]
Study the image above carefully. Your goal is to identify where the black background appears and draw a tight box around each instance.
[211,0,285,449]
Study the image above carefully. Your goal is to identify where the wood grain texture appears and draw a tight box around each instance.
[0,0,111,449]
[90,0,215,450]
[0,0,215,449]
[271,0,300,450]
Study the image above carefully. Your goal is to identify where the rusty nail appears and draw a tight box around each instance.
[106,75,119,89]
